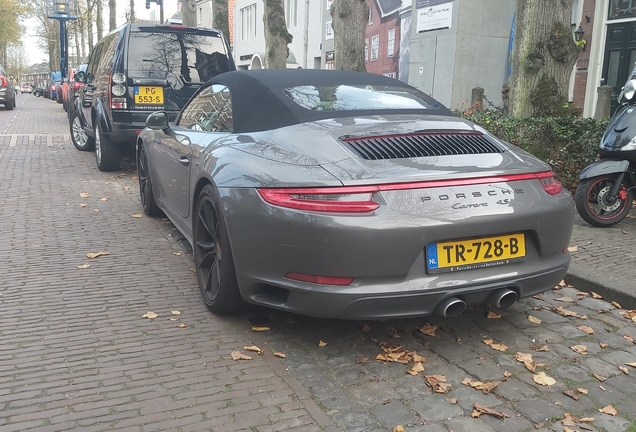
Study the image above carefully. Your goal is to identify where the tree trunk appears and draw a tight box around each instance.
[182,0,197,27]
[508,0,579,117]
[213,0,230,42]
[79,14,86,58]
[330,0,368,72]
[96,0,103,40]
[109,0,116,31]
[129,0,135,23]
[87,1,94,50]
[74,21,80,64]
[263,0,292,69]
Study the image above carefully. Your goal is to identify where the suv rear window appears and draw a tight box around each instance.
[127,30,231,83]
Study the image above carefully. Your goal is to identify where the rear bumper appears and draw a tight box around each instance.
[108,110,180,146]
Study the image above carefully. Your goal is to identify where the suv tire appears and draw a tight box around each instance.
[70,111,94,151]
[95,122,121,171]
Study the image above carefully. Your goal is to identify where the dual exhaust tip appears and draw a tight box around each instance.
[434,288,518,318]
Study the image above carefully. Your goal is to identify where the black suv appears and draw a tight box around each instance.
[71,23,235,171]
[0,64,16,110]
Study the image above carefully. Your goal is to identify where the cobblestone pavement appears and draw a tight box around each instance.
[1,96,636,432]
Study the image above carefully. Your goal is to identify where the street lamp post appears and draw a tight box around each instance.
[47,0,78,78]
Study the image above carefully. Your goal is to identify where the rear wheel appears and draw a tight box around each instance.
[575,176,633,227]
[194,185,244,314]
[70,110,94,151]
[137,143,162,216]
[94,122,121,171]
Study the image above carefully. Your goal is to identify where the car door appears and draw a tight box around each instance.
[81,43,103,133]
[151,84,233,218]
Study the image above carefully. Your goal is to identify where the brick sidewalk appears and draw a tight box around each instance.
[0,96,335,432]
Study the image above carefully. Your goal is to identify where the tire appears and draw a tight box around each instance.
[194,184,244,314]
[70,110,94,151]
[137,143,162,217]
[575,176,633,227]
[94,122,121,171]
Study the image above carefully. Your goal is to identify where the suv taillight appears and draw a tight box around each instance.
[0,76,6,86]
[110,73,127,109]
[72,81,83,90]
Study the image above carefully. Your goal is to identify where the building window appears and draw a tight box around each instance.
[286,0,298,28]
[325,21,334,40]
[371,34,379,61]
[198,6,202,25]
[240,4,257,41]
[387,29,395,58]
[609,0,636,20]
[326,0,333,10]
[368,6,373,25]
[365,38,369,62]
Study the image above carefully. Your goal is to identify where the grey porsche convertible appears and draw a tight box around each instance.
[137,69,574,320]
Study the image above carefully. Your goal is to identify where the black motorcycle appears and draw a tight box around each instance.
[575,67,636,227]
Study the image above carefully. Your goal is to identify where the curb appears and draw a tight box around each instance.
[565,261,636,309]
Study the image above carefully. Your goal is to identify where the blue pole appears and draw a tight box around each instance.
[59,20,68,77]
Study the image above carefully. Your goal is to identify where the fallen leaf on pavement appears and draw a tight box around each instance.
[625,334,635,343]
[577,388,589,394]
[555,296,575,302]
[132,214,143,218]
[131,176,138,180]
[531,345,550,352]
[419,323,437,337]
[554,306,585,318]
[177,323,186,328]
[626,362,636,368]
[514,352,536,372]
[79,203,87,208]
[563,427,577,432]
[356,357,368,364]
[388,326,401,338]
[562,413,577,426]
[93,209,99,212]
[407,362,425,376]
[611,301,622,309]
[86,251,110,259]
[171,310,181,315]
[533,372,556,386]
[392,426,405,432]
[318,340,327,347]
[79,193,89,198]
[533,423,544,429]
[273,352,286,359]
[484,339,508,352]
[620,310,636,322]
[362,324,372,332]
[461,377,500,394]
[123,186,130,192]
[528,315,542,324]
[169,318,178,321]
[563,390,579,401]
[424,375,451,394]
[487,311,501,319]
[591,292,603,299]
[471,402,509,419]
[594,374,607,382]
[600,385,606,391]
[580,417,594,422]
[599,405,617,416]
[412,353,426,363]
[570,345,588,355]
[231,351,251,360]
[577,326,594,335]
[142,311,157,319]
[77,263,90,269]
[251,326,270,332]
[619,365,629,375]
[100,197,108,201]
[503,371,512,378]
[568,246,578,252]
[244,345,263,355]
[173,252,182,256]
[600,342,609,348]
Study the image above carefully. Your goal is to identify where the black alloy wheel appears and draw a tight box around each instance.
[137,144,162,216]
[94,122,121,171]
[575,176,634,227]
[194,185,243,314]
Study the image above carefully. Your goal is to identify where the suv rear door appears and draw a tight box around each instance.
[126,26,234,114]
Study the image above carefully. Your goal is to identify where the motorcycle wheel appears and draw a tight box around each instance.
[575,176,633,227]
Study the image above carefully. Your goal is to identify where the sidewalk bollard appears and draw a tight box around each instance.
[594,85,612,119]
[471,87,484,111]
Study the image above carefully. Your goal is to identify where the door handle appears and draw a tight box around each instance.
[179,156,190,166]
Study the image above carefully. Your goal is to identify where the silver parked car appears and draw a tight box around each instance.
[137,69,574,320]
[0,65,16,110]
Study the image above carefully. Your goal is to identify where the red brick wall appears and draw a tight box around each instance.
[364,0,400,77]
[572,0,597,110]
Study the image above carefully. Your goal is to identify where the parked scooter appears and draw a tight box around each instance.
[575,65,636,227]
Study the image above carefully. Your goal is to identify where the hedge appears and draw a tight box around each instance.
[456,109,609,190]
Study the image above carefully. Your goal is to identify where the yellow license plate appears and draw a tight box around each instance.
[134,86,163,104]
[426,233,526,273]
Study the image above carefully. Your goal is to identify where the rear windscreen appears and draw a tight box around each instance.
[127,31,231,83]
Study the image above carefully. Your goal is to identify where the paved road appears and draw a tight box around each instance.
[1,96,636,432]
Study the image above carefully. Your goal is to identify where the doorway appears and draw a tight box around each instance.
[601,21,636,113]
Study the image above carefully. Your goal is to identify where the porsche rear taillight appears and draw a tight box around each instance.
[536,172,563,195]
[257,186,380,213]
[285,273,354,285]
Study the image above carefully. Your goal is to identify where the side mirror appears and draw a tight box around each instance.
[74,71,86,83]
[146,111,170,130]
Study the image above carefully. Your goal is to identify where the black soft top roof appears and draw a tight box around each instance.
[201,69,449,133]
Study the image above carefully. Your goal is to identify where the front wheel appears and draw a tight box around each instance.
[70,110,94,151]
[575,176,633,227]
[193,185,244,314]
[137,143,162,217]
